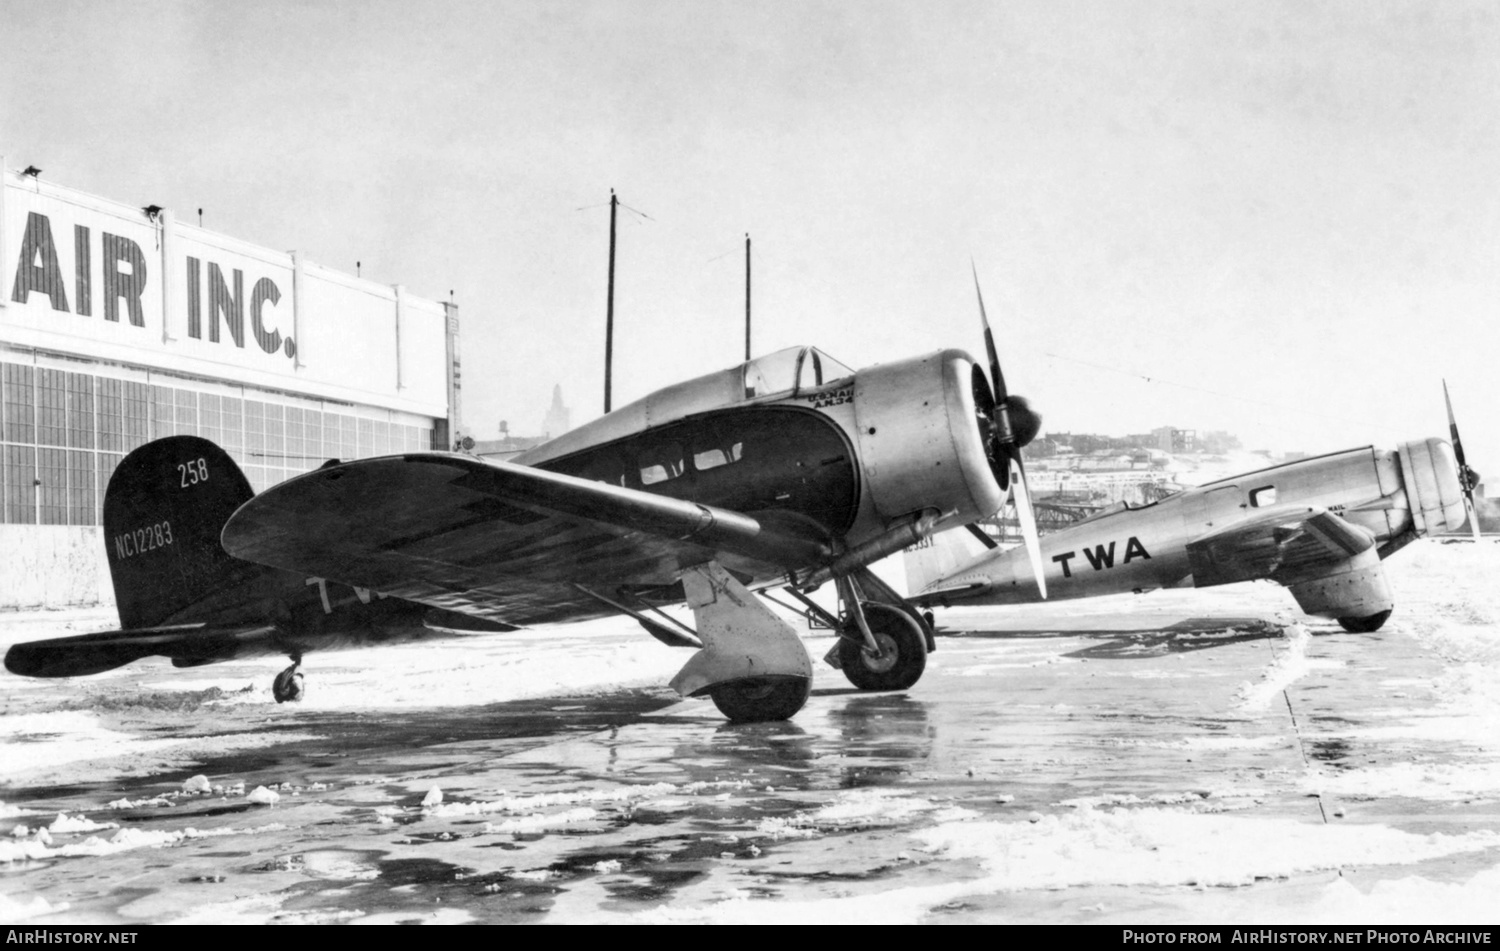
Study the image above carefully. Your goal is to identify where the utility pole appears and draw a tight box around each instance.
[744,233,751,362]
[604,190,618,414]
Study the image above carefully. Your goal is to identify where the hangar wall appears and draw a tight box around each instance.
[0,156,462,610]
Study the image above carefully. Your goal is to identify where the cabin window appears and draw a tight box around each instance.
[1249,485,1277,507]
[639,443,685,485]
[694,442,744,472]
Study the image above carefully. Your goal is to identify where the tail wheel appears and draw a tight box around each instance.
[273,662,305,703]
[1337,609,1392,633]
[839,602,927,691]
[709,676,811,722]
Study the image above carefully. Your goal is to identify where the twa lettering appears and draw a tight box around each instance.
[1052,536,1151,578]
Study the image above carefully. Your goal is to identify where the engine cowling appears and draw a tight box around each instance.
[1398,438,1467,536]
[850,349,1002,526]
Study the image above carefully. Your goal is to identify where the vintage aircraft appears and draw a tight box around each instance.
[905,386,1482,633]
[6,294,1047,722]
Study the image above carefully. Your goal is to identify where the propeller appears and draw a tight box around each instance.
[971,263,1047,598]
[1444,380,1483,542]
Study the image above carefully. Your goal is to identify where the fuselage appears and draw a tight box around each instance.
[914,440,1468,606]
[509,345,1005,596]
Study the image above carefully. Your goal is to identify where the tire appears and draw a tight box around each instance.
[1337,609,1392,633]
[839,603,928,691]
[272,664,305,703]
[709,677,811,722]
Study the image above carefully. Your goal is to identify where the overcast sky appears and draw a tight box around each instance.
[5,1,1498,471]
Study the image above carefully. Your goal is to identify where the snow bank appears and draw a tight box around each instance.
[914,807,1500,889]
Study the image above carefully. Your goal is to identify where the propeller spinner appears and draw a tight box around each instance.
[1444,380,1483,542]
[971,264,1047,598]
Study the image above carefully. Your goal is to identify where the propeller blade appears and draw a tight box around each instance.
[1444,380,1468,469]
[1444,380,1483,541]
[1009,455,1047,599]
[971,260,1007,402]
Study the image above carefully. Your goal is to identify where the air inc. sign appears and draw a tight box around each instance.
[9,209,294,359]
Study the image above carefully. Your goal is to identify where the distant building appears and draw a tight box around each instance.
[542,384,570,439]
[1199,429,1242,455]
[1152,426,1197,454]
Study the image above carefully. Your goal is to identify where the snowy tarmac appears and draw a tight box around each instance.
[3,539,1500,924]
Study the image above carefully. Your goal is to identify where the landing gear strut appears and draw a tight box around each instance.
[670,562,814,723]
[273,655,305,703]
[816,568,932,692]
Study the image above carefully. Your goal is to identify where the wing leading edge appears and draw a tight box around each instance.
[221,452,835,626]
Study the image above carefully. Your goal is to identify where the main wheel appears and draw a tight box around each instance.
[839,603,927,691]
[1337,609,1392,633]
[272,663,305,703]
[708,677,811,722]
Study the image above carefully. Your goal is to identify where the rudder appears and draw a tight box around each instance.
[104,436,280,629]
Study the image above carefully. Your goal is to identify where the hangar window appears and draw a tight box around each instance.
[152,386,177,439]
[639,443,685,485]
[1249,485,1277,508]
[36,369,66,448]
[219,397,244,453]
[4,445,37,524]
[694,442,744,472]
[3,364,36,444]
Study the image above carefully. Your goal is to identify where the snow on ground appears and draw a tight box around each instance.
[913,808,1499,890]
[3,539,1500,923]
[1232,622,1319,713]
[634,539,1500,924]
[0,612,695,787]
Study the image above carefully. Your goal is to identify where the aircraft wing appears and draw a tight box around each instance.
[221,453,835,626]
[1186,505,1377,588]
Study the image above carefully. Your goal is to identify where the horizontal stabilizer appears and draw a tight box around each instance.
[910,582,987,602]
[4,623,276,678]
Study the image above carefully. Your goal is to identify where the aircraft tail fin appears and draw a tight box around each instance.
[902,523,993,597]
[103,435,285,630]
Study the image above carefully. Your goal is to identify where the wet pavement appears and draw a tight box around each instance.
[3,586,1500,924]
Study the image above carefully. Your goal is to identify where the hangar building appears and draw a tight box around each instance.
[0,155,462,609]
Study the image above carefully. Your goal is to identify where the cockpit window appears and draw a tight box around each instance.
[639,443,685,485]
[801,348,852,389]
[743,348,802,398]
[1249,485,1277,507]
[743,347,855,398]
[797,349,824,389]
